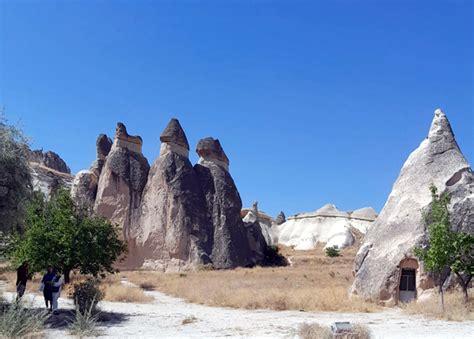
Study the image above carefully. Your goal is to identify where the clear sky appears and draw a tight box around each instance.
[1,0,472,217]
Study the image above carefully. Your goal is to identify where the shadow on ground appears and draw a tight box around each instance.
[35,308,129,329]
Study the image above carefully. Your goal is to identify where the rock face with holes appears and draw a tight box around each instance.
[94,123,150,238]
[351,109,473,305]
[195,138,266,268]
[129,119,211,271]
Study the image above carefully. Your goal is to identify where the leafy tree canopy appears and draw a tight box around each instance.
[0,114,32,234]
[8,188,127,282]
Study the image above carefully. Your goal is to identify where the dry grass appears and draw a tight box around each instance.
[402,291,474,321]
[121,246,378,313]
[100,275,153,303]
[298,322,332,339]
[298,322,371,339]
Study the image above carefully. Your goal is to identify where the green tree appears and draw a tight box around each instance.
[8,188,127,283]
[451,231,474,303]
[415,185,454,311]
[0,114,32,234]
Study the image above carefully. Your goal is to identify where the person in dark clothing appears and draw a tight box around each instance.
[16,261,29,300]
[41,266,55,310]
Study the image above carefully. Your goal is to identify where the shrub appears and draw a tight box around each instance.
[0,300,49,338]
[72,279,103,314]
[325,246,340,257]
[68,297,100,338]
[139,282,156,291]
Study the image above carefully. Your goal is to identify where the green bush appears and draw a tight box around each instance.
[325,246,340,257]
[72,279,104,314]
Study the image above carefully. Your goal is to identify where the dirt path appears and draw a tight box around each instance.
[3,284,473,338]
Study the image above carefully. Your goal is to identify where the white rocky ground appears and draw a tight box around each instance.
[3,282,473,339]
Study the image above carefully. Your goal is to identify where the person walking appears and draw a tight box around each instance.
[15,261,29,300]
[51,270,64,314]
[41,266,55,311]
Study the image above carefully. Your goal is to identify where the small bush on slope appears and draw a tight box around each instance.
[325,246,340,257]
[0,300,49,338]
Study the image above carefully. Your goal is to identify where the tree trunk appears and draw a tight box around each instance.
[455,273,471,304]
[64,267,71,284]
[439,281,445,313]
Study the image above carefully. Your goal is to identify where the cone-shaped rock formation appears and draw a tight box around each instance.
[351,109,473,305]
[195,137,266,268]
[94,123,150,238]
[128,119,211,271]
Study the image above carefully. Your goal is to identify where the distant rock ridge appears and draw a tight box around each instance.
[28,149,73,198]
[289,204,377,222]
[29,149,71,174]
[351,109,473,305]
[275,204,377,250]
[72,119,267,271]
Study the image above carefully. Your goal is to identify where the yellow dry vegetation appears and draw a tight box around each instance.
[402,292,474,321]
[120,246,378,313]
[99,274,153,303]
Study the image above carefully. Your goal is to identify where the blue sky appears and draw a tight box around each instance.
[1,0,472,217]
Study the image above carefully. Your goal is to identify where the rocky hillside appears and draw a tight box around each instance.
[28,149,74,198]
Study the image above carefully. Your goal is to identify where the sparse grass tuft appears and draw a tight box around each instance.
[298,322,371,339]
[181,315,198,325]
[0,299,49,338]
[402,291,474,321]
[68,298,101,338]
[298,323,332,339]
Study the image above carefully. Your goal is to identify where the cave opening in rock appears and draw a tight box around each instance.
[399,268,417,302]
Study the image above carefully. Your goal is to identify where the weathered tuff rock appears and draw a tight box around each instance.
[242,202,278,246]
[129,119,211,271]
[30,149,71,174]
[351,109,473,305]
[276,204,377,250]
[71,134,113,208]
[275,211,286,225]
[94,123,150,238]
[195,138,266,268]
[29,152,74,199]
